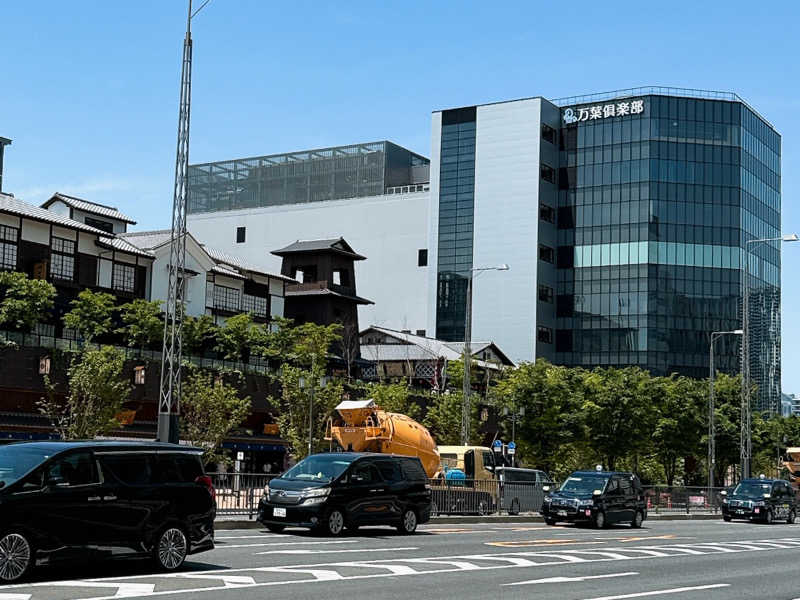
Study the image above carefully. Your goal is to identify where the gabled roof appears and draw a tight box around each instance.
[0,193,110,235]
[202,245,296,283]
[43,192,136,225]
[359,326,515,367]
[117,229,173,250]
[96,236,155,259]
[271,237,366,260]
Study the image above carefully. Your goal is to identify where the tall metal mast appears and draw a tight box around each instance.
[158,0,195,443]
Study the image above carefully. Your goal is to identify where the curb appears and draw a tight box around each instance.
[215,513,722,530]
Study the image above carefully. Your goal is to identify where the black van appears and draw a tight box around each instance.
[258,452,432,536]
[541,469,647,528]
[0,441,215,582]
[721,477,797,523]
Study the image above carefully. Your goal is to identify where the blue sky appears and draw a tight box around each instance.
[2,1,799,390]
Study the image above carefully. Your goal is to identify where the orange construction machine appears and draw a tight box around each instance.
[325,399,441,478]
[782,448,800,491]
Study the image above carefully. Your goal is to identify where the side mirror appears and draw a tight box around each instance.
[719,490,727,496]
[46,475,66,488]
[592,489,602,496]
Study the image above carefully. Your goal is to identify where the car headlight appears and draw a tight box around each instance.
[301,496,327,506]
[304,487,331,499]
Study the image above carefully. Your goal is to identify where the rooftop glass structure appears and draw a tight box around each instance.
[188,141,429,214]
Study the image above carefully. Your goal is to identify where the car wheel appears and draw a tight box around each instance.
[765,509,774,525]
[544,518,557,526]
[0,531,34,583]
[631,510,644,528]
[723,515,732,522]
[154,527,188,571]
[509,499,520,516]
[397,509,418,534]
[325,509,346,536]
[265,524,285,533]
[787,510,796,524]
[593,510,607,529]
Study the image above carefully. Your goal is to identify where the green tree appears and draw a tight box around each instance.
[650,375,705,486]
[0,271,56,332]
[360,382,423,420]
[117,299,163,352]
[215,313,265,361]
[38,346,131,439]
[181,368,252,465]
[708,372,743,484]
[580,366,656,471]
[63,289,115,342]
[423,390,480,446]
[268,321,344,459]
[182,314,219,356]
[492,360,581,474]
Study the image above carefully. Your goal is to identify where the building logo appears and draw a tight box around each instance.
[563,99,645,125]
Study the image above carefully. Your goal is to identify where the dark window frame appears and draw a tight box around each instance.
[538,244,555,264]
[85,217,115,234]
[112,262,136,294]
[541,123,556,145]
[538,284,554,303]
[539,204,555,223]
[50,236,76,281]
[537,326,553,344]
[540,164,556,184]
[236,226,246,243]
[214,284,241,312]
[418,248,428,267]
[0,224,19,270]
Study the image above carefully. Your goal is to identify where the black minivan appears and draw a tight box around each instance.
[258,452,431,536]
[0,441,215,582]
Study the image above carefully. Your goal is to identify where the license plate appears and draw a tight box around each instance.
[557,510,568,517]
[273,507,286,518]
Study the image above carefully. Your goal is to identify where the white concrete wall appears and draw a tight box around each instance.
[426,112,443,339]
[471,100,542,363]
[150,247,209,317]
[188,191,432,334]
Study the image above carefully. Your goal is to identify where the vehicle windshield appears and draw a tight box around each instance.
[558,475,609,495]
[281,454,354,483]
[732,482,772,499]
[0,445,53,488]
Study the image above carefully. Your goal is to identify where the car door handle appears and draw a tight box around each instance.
[88,496,101,502]
[103,495,117,501]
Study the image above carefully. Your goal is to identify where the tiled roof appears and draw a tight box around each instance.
[118,230,173,250]
[272,237,366,260]
[210,265,245,280]
[360,326,514,367]
[0,193,110,235]
[285,287,373,305]
[44,193,136,224]
[96,236,155,259]
[203,245,296,283]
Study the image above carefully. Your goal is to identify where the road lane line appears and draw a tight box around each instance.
[579,583,729,600]
[0,594,32,600]
[214,539,358,549]
[179,575,256,587]
[503,572,639,586]
[256,547,419,555]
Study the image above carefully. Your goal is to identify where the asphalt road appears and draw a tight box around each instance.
[4,519,800,600]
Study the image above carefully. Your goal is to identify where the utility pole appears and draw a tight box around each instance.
[158,0,210,443]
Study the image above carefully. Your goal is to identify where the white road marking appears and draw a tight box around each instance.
[503,571,639,586]
[579,583,729,600]
[5,538,794,600]
[215,534,289,539]
[256,547,419,555]
[215,539,358,549]
[44,582,155,597]
[179,575,256,587]
[0,594,32,600]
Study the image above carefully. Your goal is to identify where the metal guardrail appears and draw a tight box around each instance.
[208,473,731,518]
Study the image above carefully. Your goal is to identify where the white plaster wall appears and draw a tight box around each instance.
[0,214,20,228]
[471,99,542,363]
[188,191,432,334]
[45,201,70,218]
[21,221,49,244]
[149,248,209,317]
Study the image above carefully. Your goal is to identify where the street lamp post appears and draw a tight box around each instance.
[709,329,742,498]
[741,234,798,479]
[461,264,509,446]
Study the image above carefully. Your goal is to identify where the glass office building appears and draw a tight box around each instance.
[552,88,781,413]
[187,141,429,214]
[430,87,781,414]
